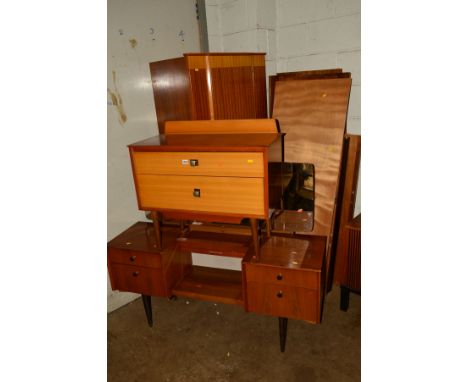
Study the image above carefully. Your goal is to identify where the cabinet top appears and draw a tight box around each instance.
[183,52,266,56]
[128,133,283,152]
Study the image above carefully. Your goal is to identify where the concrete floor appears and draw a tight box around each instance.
[108,286,360,382]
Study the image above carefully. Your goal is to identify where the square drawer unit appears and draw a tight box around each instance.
[107,222,186,297]
[128,123,283,225]
[243,235,327,323]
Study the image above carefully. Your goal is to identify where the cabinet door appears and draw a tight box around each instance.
[210,56,267,119]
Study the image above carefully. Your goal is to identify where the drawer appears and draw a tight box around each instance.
[136,175,265,217]
[245,264,320,290]
[132,152,264,177]
[108,263,166,297]
[246,282,319,323]
[107,248,162,268]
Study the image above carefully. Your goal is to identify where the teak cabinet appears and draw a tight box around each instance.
[150,53,267,133]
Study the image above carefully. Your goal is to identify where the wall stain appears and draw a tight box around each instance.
[107,70,127,125]
[129,38,138,49]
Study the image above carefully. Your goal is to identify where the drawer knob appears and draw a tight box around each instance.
[193,188,201,197]
[276,274,283,281]
[130,255,137,262]
[132,271,140,277]
[190,159,199,167]
[276,291,283,298]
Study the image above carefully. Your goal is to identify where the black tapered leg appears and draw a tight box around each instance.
[142,295,153,327]
[340,285,350,312]
[279,317,288,352]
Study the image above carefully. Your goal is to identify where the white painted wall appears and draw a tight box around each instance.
[107,0,201,312]
[205,0,361,214]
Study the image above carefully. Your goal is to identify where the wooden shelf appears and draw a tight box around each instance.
[172,266,243,305]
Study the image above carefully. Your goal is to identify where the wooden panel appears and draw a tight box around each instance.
[108,263,166,297]
[272,78,351,237]
[186,54,265,69]
[165,119,277,135]
[149,58,192,134]
[172,266,243,305]
[107,247,162,268]
[346,217,361,291]
[188,67,211,120]
[332,134,361,285]
[268,69,347,117]
[132,151,264,177]
[136,175,265,216]
[210,66,266,119]
[245,264,319,289]
[246,282,319,322]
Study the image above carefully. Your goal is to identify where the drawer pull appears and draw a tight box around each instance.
[132,271,140,277]
[276,274,283,281]
[193,188,201,197]
[130,255,137,262]
[276,291,283,298]
[190,159,199,167]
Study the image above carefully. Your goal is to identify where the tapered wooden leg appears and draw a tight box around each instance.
[250,218,259,256]
[340,285,350,312]
[279,317,288,352]
[150,211,162,249]
[142,295,153,327]
[265,218,271,238]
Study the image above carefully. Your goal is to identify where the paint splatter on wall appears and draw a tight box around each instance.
[107,70,127,125]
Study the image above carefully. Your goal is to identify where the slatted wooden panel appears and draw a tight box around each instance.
[272,78,351,236]
[346,223,361,291]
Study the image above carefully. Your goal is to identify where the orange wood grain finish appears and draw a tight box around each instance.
[131,151,264,177]
[165,119,278,134]
[136,174,265,216]
[272,78,351,238]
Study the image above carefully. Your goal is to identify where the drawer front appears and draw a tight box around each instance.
[107,248,162,268]
[245,264,319,289]
[108,264,166,297]
[246,282,319,322]
[132,152,264,177]
[137,175,265,217]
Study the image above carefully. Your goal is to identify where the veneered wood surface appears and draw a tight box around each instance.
[108,263,166,297]
[177,231,252,258]
[268,69,348,117]
[333,135,361,285]
[132,151,264,177]
[272,78,351,237]
[246,282,319,322]
[108,247,162,268]
[172,265,244,305]
[165,119,278,134]
[245,265,320,290]
[128,133,281,151]
[149,57,192,134]
[136,174,265,216]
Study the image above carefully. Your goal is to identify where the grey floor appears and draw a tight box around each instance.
[108,286,360,382]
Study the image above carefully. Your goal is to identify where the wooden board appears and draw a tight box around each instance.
[272,78,351,237]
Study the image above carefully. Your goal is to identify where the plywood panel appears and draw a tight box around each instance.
[272,78,351,237]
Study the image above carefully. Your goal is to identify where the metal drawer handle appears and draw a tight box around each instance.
[193,188,201,197]
[130,255,137,262]
[276,274,283,281]
[277,291,283,298]
[132,271,140,277]
[190,159,199,167]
